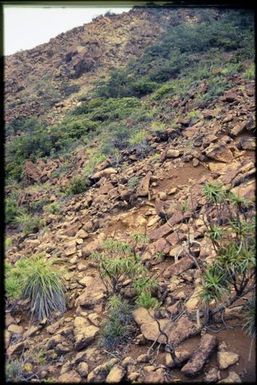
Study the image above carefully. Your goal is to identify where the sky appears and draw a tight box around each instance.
[4,6,131,56]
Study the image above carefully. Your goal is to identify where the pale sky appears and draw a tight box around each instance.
[4,6,131,56]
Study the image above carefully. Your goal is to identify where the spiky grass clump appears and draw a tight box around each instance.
[6,255,66,321]
[101,295,135,349]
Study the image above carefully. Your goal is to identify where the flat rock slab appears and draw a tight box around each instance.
[217,351,239,370]
[163,256,194,278]
[181,334,217,376]
[133,308,200,346]
[74,317,99,351]
[149,222,173,241]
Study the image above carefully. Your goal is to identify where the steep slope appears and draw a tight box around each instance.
[5,7,191,126]
[5,7,255,383]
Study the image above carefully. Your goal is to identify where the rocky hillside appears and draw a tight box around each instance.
[5,7,256,383]
[5,7,189,126]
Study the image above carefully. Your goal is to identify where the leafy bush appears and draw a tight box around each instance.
[151,83,175,100]
[201,183,255,315]
[5,237,12,249]
[6,254,66,320]
[92,237,158,308]
[128,130,148,146]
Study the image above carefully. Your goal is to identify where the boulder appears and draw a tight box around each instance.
[136,171,152,197]
[181,334,217,376]
[106,365,125,383]
[149,223,173,241]
[59,370,81,383]
[163,257,194,279]
[77,362,89,377]
[91,168,117,180]
[144,367,166,383]
[133,308,200,345]
[238,137,255,151]
[7,341,28,357]
[7,324,24,335]
[165,349,191,368]
[205,367,221,382]
[87,358,118,382]
[185,286,203,312]
[74,317,99,350]
[204,143,234,163]
[217,351,239,370]
[24,160,42,183]
[166,149,180,158]
[218,371,241,383]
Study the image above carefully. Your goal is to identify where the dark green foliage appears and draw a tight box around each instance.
[97,10,253,99]
[201,184,255,307]
[5,196,21,225]
[101,295,135,349]
[92,237,159,308]
[6,359,25,382]
[6,255,66,321]
[66,175,91,195]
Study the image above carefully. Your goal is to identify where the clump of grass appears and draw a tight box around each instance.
[5,255,66,321]
[45,202,61,215]
[66,175,90,195]
[244,63,255,80]
[5,237,12,250]
[128,130,148,146]
[101,295,135,349]
[136,291,159,309]
[127,175,140,189]
[6,359,24,382]
[15,212,45,235]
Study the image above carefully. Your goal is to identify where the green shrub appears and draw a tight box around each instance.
[66,175,90,195]
[136,291,159,309]
[5,359,24,382]
[5,197,21,225]
[244,64,255,80]
[127,175,140,189]
[45,202,61,214]
[15,212,44,235]
[151,83,175,100]
[128,130,148,146]
[101,295,135,349]
[92,237,158,309]
[6,255,66,320]
[5,237,12,249]
[201,184,255,313]
[84,150,107,177]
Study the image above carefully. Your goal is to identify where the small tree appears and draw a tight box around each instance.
[91,236,158,307]
[199,183,255,330]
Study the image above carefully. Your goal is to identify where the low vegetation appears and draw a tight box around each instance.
[101,294,135,349]
[6,254,66,321]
